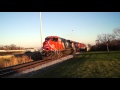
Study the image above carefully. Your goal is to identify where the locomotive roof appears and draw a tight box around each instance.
[46,36,58,38]
[45,36,85,45]
[46,36,66,39]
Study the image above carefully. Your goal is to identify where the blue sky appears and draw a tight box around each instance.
[0,12,120,48]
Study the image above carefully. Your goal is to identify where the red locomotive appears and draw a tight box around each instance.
[41,36,86,60]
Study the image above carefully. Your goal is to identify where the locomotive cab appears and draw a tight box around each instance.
[51,37,58,42]
[45,37,50,41]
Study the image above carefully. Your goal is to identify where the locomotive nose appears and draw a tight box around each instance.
[43,41,51,51]
[46,48,49,50]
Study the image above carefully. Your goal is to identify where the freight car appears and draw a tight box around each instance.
[41,36,86,60]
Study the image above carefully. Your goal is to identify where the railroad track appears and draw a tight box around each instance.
[0,54,70,78]
[0,52,80,78]
[0,58,59,78]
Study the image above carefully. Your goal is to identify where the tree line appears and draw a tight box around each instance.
[0,44,24,50]
[91,28,120,51]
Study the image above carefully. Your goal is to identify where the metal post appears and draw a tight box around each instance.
[40,12,43,48]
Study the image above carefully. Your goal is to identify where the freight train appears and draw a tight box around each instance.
[41,36,86,60]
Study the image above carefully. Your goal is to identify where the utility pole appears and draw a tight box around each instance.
[40,12,43,49]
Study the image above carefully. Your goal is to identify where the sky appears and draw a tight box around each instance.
[0,12,120,48]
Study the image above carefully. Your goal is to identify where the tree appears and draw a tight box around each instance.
[10,44,16,50]
[88,44,92,48]
[113,28,120,40]
[86,44,92,51]
[97,33,115,52]
[0,45,4,50]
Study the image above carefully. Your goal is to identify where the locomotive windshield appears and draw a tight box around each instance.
[51,37,58,42]
[45,37,50,41]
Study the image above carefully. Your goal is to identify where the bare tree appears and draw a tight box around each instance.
[113,28,120,40]
[97,33,115,52]
[88,44,92,48]
[0,45,4,50]
[10,44,16,50]
[4,45,10,50]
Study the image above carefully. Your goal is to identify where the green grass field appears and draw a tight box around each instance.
[33,51,120,78]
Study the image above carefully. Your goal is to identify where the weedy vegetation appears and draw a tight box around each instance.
[0,55,33,68]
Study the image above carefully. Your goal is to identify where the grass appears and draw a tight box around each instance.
[0,51,25,56]
[33,51,120,78]
[0,55,14,59]
[0,51,43,68]
[0,55,33,68]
